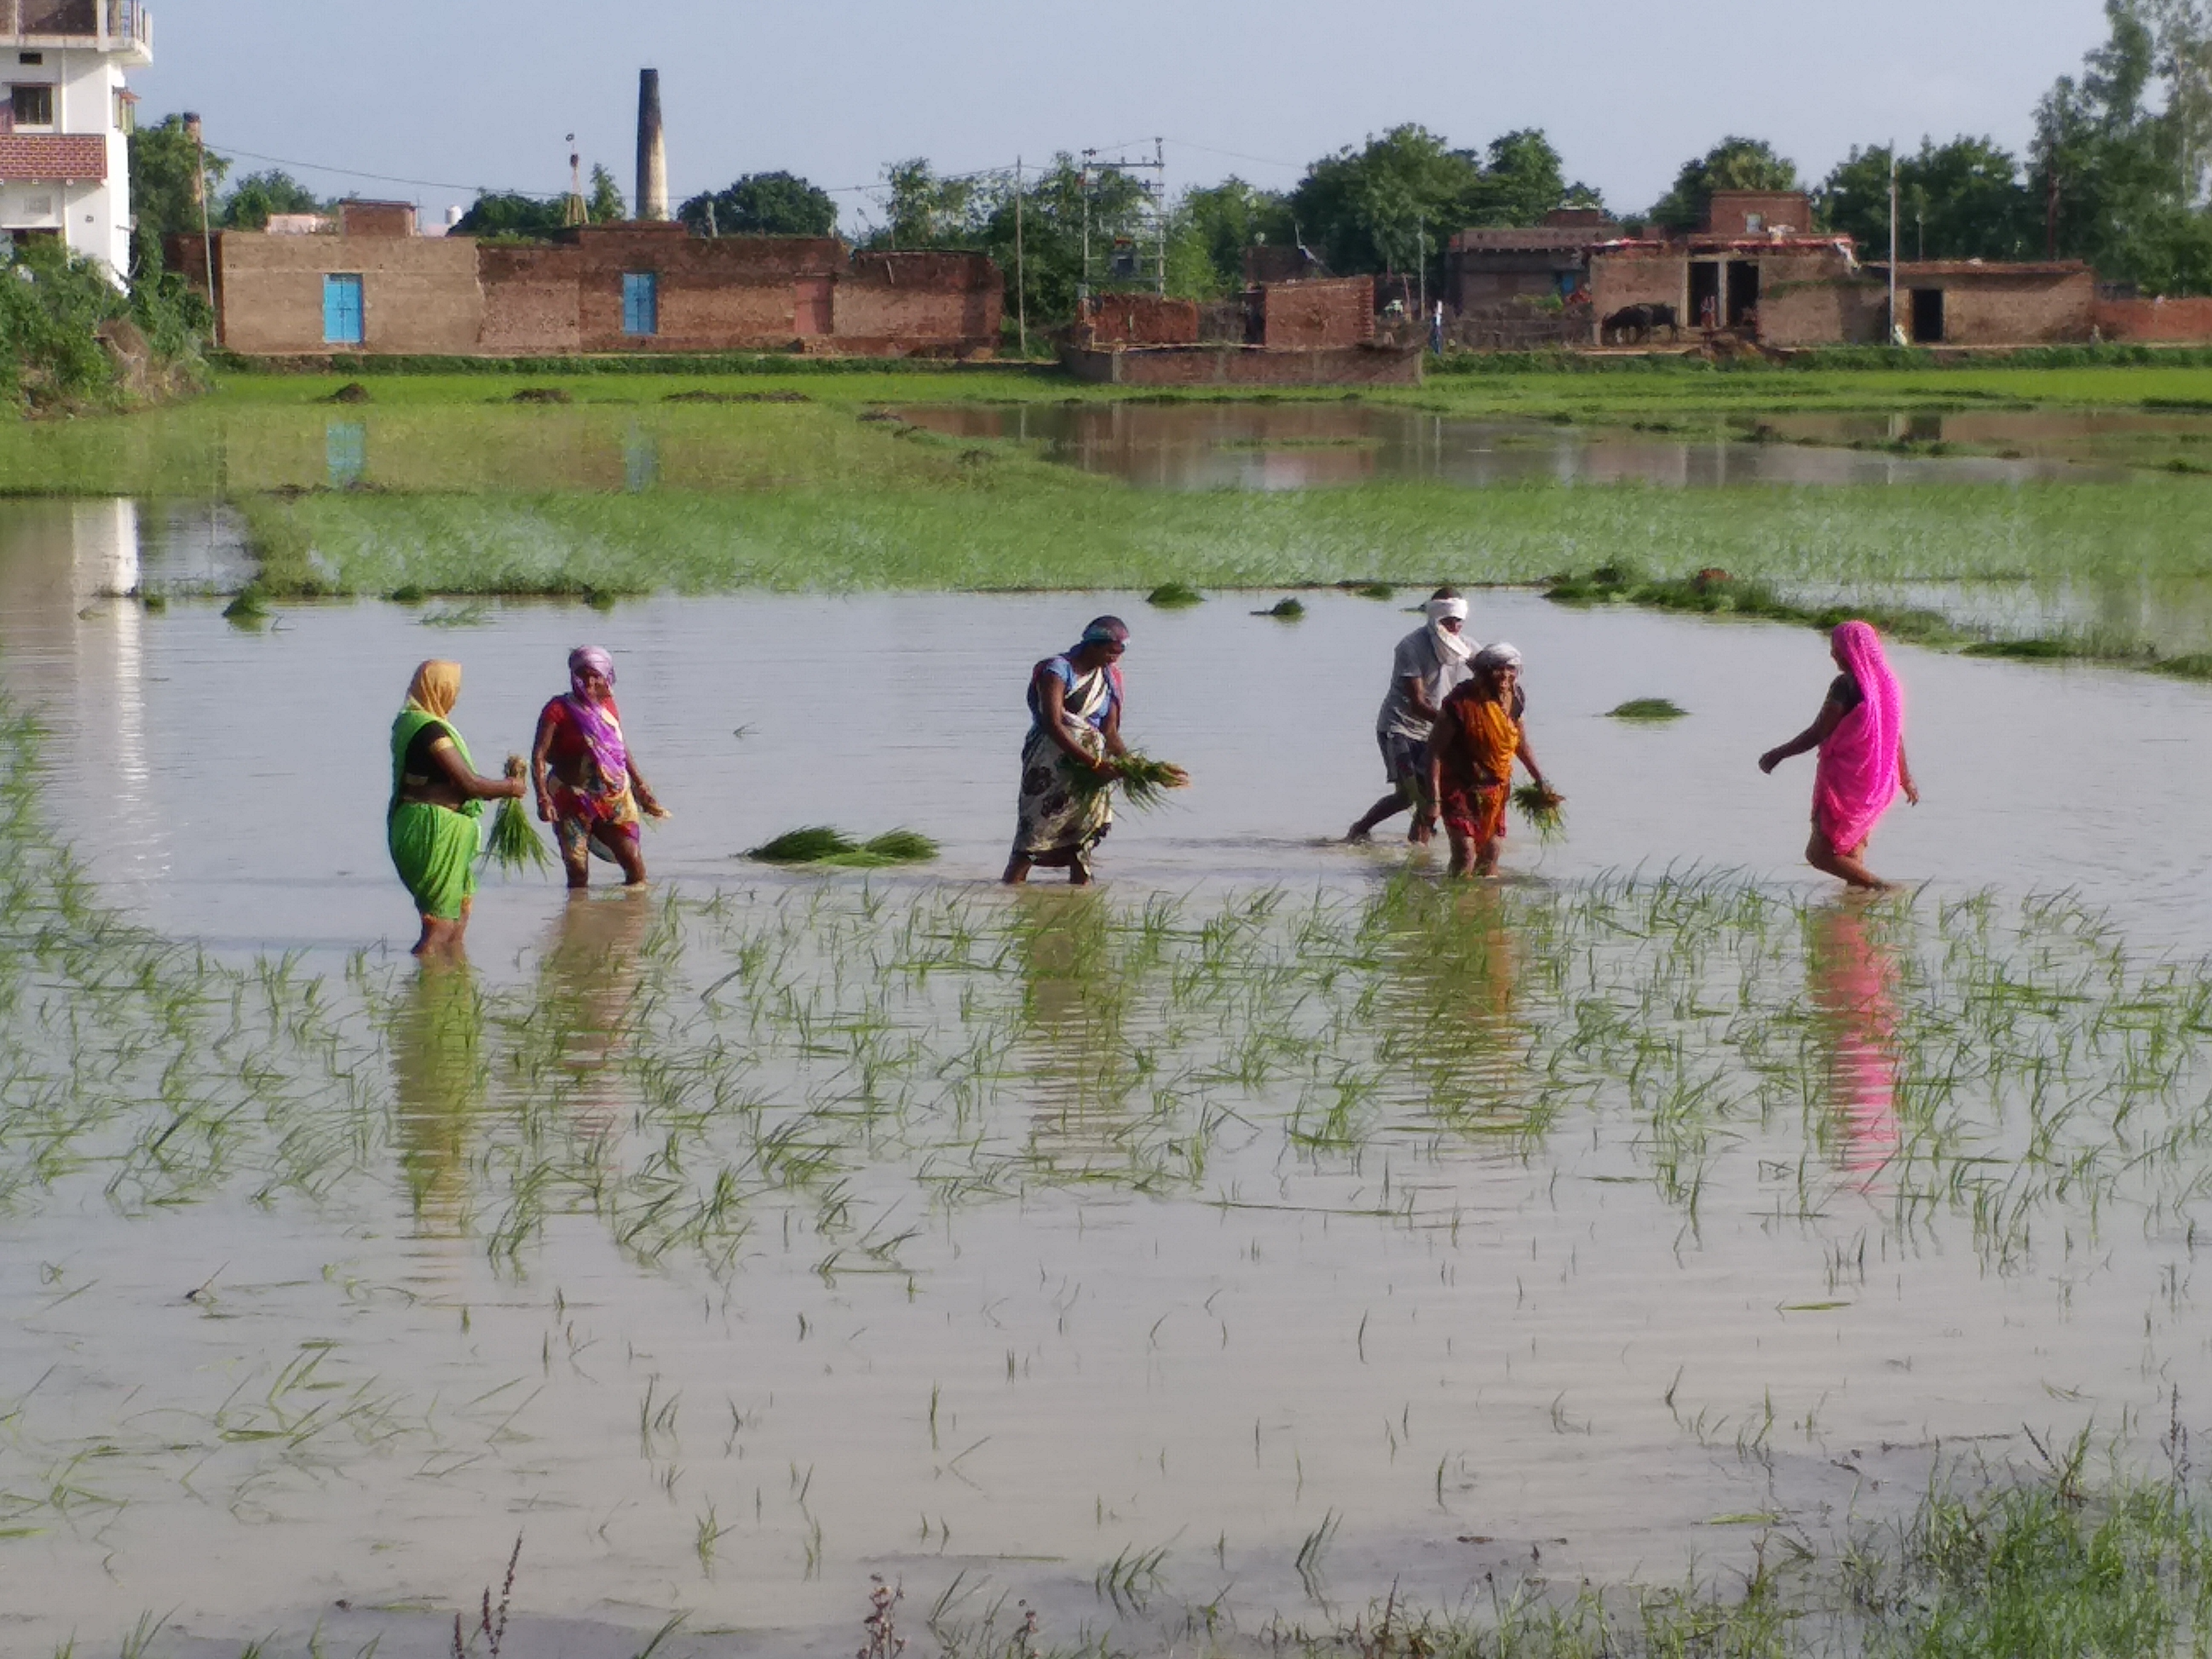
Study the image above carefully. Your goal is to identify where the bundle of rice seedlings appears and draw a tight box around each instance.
[1512,782,1566,844]
[745,826,940,869]
[482,760,553,874]
[1253,597,1306,620]
[1607,697,1688,721]
[748,825,857,863]
[1146,581,1205,608]
[1070,752,1190,812]
[222,586,270,625]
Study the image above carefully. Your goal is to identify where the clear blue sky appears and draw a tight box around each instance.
[142,0,2110,227]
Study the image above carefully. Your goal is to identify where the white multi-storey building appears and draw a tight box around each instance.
[0,0,150,284]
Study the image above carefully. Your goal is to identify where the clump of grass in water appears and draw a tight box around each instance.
[1512,782,1565,843]
[1070,753,1189,813]
[421,602,490,628]
[1608,697,1687,720]
[1146,580,1204,608]
[1344,581,1395,600]
[221,585,270,626]
[1254,597,1306,620]
[746,826,940,868]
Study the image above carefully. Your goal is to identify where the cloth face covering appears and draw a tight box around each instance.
[1425,597,1473,663]
[563,647,628,785]
[1812,620,1904,853]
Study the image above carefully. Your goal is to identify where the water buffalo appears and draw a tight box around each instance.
[1602,303,1680,345]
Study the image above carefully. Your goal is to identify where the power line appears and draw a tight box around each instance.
[213,141,543,199]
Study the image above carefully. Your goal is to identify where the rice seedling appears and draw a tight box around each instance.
[1512,781,1566,843]
[745,827,940,868]
[421,601,491,628]
[481,762,552,875]
[1607,697,1687,721]
[1254,597,1306,619]
[220,586,269,626]
[1145,581,1204,608]
[1069,753,1190,812]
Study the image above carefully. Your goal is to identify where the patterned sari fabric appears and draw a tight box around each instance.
[1012,659,1118,858]
[1433,690,1520,844]
[541,694,639,864]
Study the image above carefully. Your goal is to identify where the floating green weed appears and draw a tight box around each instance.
[1145,581,1204,608]
[1608,697,1687,720]
[1256,597,1307,620]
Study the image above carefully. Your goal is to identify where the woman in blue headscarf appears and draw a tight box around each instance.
[1003,616,1129,885]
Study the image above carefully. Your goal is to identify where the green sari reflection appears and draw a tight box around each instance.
[389,961,488,1231]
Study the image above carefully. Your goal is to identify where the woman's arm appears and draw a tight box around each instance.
[430,737,525,802]
[1515,732,1549,793]
[530,707,559,822]
[626,755,668,817]
[1101,696,1128,759]
[1758,698,1846,774]
[1898,738,1919,805]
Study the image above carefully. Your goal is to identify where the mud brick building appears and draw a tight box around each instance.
[179,217,1003,358]
[1063,276,1415,385]
[1446,208,1620,308]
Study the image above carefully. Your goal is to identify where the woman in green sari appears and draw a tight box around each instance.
[389,660,526,959]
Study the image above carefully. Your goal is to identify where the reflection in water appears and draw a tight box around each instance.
[623,426,659,493]
[1011,890,1150,1164]
[537,890,655,1132]
[1366,879,1528,1136]
[893,402,2106,490]
[389,962,488,1230]
[1805,901,1902,1185]
[327,420,367,486]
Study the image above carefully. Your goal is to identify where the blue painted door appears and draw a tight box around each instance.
[622,272,658,336]
[323,274,364,345]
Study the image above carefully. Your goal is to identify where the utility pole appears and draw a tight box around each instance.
[2046,158,2060,259]
[186,112,216,333]
[1887,147,1900,345]
[1080,148,1095,302]
[1417,223,1426,326]
[1154,136,1167,295]
[1015,156,1026,356]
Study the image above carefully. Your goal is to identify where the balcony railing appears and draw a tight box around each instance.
[2,0,153,50]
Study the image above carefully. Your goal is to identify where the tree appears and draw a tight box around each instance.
[881,157,981,247]
[1817,139,2040,260]
[129,114,228,241]
[453,192,568,240]
[587,164,625,224]
[1289,124,1485,275]
[678,171,838,237]
[1465,129,1602,226]
[221,169,321,230]
[1646,137,1798,231]
[1174,177,1292,295]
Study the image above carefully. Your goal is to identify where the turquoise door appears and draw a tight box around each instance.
[323,274,364,345]
[622,272,658,336]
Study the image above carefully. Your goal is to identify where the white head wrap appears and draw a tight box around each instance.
[1425,595,1472,663]
[1474,641,1522,673]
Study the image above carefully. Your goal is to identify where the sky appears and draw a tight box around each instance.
[140,0,2113,228]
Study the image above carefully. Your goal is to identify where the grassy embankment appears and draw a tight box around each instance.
[10,359,2212,673]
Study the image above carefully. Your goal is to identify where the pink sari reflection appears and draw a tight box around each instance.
[1806,903,1901,1185]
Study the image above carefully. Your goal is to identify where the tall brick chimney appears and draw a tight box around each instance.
[636,69,669,221]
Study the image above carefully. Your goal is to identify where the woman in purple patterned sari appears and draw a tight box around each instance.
[531,646,668,889]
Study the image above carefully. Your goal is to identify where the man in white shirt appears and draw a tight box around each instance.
[1346,588,1473,843]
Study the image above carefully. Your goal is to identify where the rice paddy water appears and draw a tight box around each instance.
[6,479,2212,1655]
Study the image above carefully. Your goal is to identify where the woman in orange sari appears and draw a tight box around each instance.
[1427,642,1553,878]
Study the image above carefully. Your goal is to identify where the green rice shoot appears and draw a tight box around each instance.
[1146,580,1205,608]
[482,795,554,875]
[1513,781,1566,844]
[1255,597,1306,620]
[1070,752,1190,813]
[746,826,940,868]
[1607,697,1688,721]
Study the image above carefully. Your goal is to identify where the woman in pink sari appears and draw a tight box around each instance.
[531,646,669,889]
[1758,621,1919,889]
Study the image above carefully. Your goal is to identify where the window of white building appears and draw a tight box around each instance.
[10,84,55,128]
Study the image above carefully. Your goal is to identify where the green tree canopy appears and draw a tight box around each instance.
[129,114,228,240]
[220,169,321,230]
[587,164,625,224]
[1174,177,1293,295]
[1817,139,2040,260]
[1288,124,1483,274]
[881,158,982,246]
[679,171,838,237]
[1646,136,1799,231]
[453,192,568,240]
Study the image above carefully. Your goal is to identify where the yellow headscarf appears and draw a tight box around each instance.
[404,660,462,720]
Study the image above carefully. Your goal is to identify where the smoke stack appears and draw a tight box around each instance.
[636,69,668,221]
[183,112,204,204]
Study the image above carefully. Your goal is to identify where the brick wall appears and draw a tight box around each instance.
[1590,252,1686,338]
[1059,342,1419,386]
[338,200,416,238]
[1259,277,1372,349]
[1925,270,2094,344]
[1079,292,1199,346]
[1755,252,1885,346]
[476,244,583,353]
[2093,296,2212,342]
[835,252,1001,354]
[1706,191,1813,236]
[205,232,483,354]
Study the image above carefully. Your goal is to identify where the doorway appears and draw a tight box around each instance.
[1725,260,1760,330]
[1910,288,1945,344]
[1689,262,1720,331]
[793,275,834,337]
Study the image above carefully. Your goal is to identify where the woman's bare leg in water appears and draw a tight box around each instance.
[1806,830,1887,890]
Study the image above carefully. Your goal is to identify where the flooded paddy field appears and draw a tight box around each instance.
[9,497,2212,1656]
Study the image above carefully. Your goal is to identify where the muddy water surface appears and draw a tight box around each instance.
[6,501,2212,1658]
